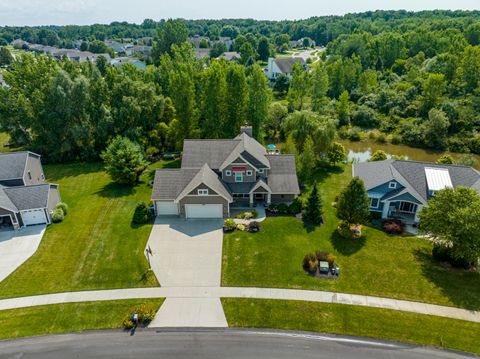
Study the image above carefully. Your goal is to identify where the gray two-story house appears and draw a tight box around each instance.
[353,159,480,224]
[151,128,300,219]
[0,151,61,230]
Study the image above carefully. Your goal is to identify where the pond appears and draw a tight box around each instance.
[338,139,480,170]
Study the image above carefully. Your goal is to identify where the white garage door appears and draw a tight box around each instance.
[185,204,223,219]
[21,209,47,226]
[156,202,179,215]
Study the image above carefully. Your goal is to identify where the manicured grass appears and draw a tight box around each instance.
[222,298,480,355]
[0,160,180,299]
[0,299,164,340]
[222,165,480,309]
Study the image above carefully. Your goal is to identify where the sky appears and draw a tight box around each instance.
[0,0,478,26]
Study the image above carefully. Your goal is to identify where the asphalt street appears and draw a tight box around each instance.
[0,329,474,359]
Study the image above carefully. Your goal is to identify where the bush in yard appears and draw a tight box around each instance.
[251,209,258,218]
[337,220,353,239]
[383,220,404,234]
[223,218,236,232]
[132,202,153,224]
[101,136,148,185]
[268,203,278,213]
[303,182,323,225]
[55,202,69,216]
[51,208,64,223]
[248,221,260,232]
[277,203,289,215]
[432,244,473,269]
[370,150,388,161]
[236,224,246,231]
[302,253,319,274]
[123,303,156,328]
[315,250,329,262]
[326,254,336,266]
[288,197,304,214]
[236,212,253,220]
[123,319,135,329]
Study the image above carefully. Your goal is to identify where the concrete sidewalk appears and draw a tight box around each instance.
[0,286,479,324]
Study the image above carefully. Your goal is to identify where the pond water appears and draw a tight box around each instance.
[338,140,480,170]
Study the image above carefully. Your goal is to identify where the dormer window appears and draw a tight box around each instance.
[246,170,253,176]
[225,170,232,176]
[389,181,397,189]
[198,189,208,196]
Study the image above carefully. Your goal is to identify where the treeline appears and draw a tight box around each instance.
[1,10,480,47]
[0,45,270,162]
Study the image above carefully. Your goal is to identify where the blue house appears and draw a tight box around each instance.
[353,160,480,223]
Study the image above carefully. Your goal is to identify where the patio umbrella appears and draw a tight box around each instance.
[267,144,277,150]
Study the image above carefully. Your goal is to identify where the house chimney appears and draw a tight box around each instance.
[240,126,253,137]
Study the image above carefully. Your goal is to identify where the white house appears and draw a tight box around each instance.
[266,57,307,80]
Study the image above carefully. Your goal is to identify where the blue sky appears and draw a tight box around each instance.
[0,0,478,26]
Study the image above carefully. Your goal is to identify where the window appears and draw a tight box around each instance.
[197,189,208,196]
[28,171,32,180]
[400,202,416,213]
[225,170,232,176]
[246,170,253,176]
[389,181,397,189]
[370,198,379,208]
[258,169,264,174]
[41,174,45,180]
[235,173,243,183]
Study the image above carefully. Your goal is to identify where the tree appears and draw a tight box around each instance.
[418,187,480,264]
[257,36,271,61]
[420,73,446,116]
[273,74,289,95]
[457,45,480,94]
[264,102,288,140]
[199,38,209,49]
[287,63,310,110]
[209,43,227,58]
[336,91,350,126]
[274,34,290,51]
[247,64,270,139]
[102,136,148,184]
[336,177,370,226]
[239,42,256,65]
[370,150,388,161]
[303,182,323,225]
[311,63,329,113]
[436,154,454,164]
[152,19,188,60]
[327,142,346,165]
[0,47,13,66]
[225,64,248,137]
[423,108,449,149]
[88,40,109,54]
[202,60,227,138]
[298,136,316,182]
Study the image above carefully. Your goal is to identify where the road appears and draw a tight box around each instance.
[0,329,473,359]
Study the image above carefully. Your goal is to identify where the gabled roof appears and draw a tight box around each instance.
[181,140,240,169]
[175,164,232,203]
[0,186,17,212]
[250,179,272,194]
[265,155,300,194]
[273,57,306,74]
[219,132,270,170]
[0,152,40,181]
[2,184,51,211]
[353,160,480,202]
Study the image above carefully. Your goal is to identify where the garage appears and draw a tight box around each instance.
[21,209,47,226]
[185,204,223,219]
[156,201,179,216]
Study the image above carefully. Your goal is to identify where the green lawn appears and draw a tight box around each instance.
[0,160,180,299]
[222,166,480,310]
[222,299,480,355]
[0,299,164,340]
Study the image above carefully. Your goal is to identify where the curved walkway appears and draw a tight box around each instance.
[0,286,479,324]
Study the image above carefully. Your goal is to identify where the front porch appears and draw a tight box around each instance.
[231,192,271,208]
[382,200,421,225]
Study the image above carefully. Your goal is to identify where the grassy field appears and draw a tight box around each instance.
[222,298,480,355]
[0,299,164,340]
[0,160,180,299]
[222,165,480,310]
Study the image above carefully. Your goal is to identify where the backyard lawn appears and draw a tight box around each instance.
[222,165,480,310]
[0,160,180,299]
[0,299,164,339]
[222,299,480,355]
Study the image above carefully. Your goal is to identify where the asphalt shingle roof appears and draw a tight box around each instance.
[0,186,17,212]
[181,140,240,169]
[3,184,50,210]
[151,169,199,200]
[265,155,300,194]
[274,57,306,74]
[0,152,29,180]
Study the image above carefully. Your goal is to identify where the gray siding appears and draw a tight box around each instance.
[23,155,45,186]
[188,184,218,196]
[368,180,404,196]
[47,186,61,213]
[223,163,256,183]
[179,196,228,217]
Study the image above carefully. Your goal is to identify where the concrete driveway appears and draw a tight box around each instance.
[146,217,224,287]
[0,225,46,283]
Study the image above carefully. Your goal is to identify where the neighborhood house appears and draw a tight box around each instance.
[266,57,306,79]
[0,152,61,229]
[151,127,300,219]
[353,159,480,224]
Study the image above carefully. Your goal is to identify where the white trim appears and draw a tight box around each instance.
[197,189,209,196]
[388,181,397,189]
[225,170,232,176]
[369,197,379,209]
[246,170,253,176]
[234,173,244,183]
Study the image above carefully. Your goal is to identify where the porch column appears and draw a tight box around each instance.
[249,193,254,208]
[267,193,271,205]
[382,201,390,219]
